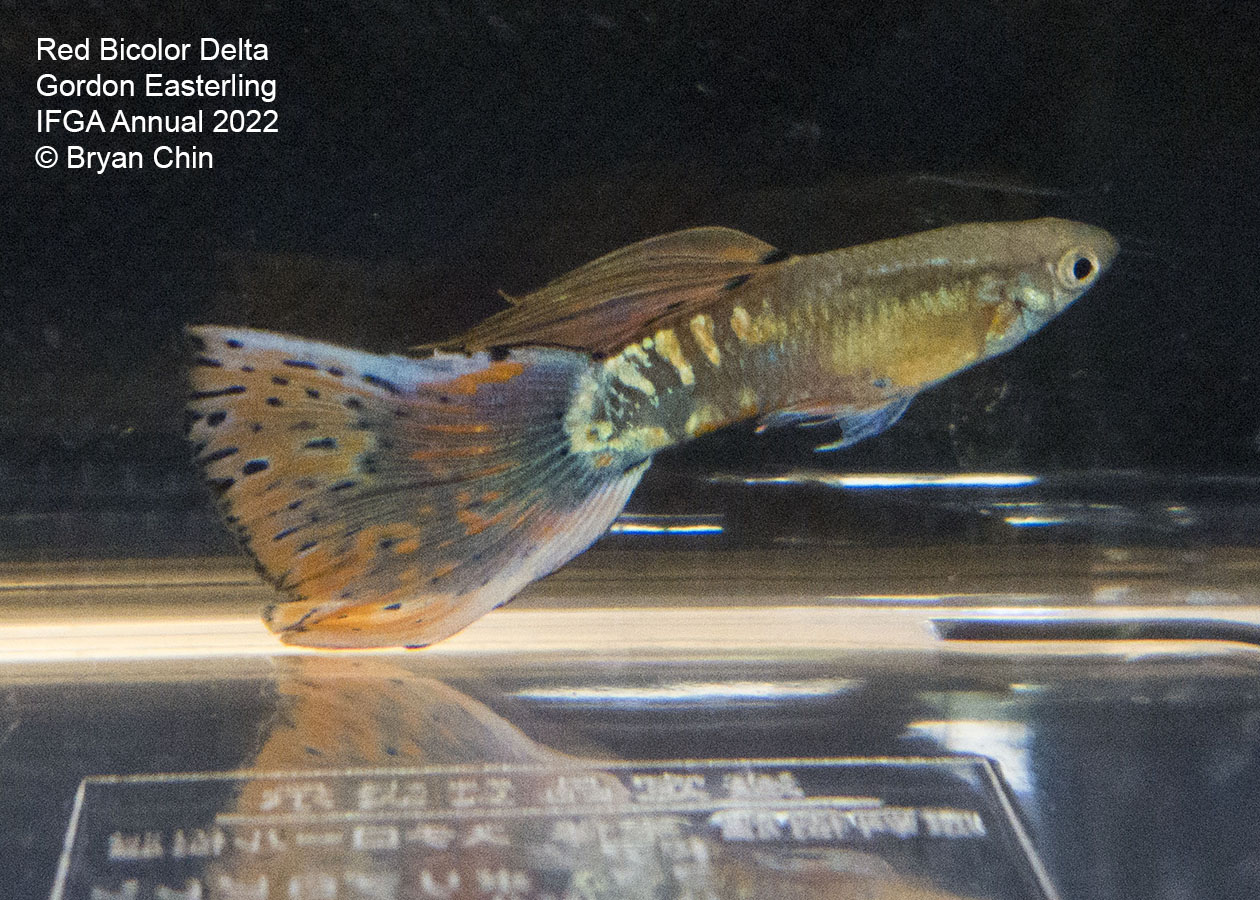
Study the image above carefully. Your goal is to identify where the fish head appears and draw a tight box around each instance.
[981,217,1118,358]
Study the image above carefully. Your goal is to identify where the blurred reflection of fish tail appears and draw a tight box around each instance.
[254,656,568,768]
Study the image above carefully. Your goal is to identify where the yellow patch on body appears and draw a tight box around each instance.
[737,387,760,418]
[612,425,671,455]
[688,314,721,367]
[652,328,695,386]
[565,416,627,457]
[684,402,729,438]
[729,302,787,345]
[604,347,656,397]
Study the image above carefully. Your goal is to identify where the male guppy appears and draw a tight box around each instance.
[187,218,1116,648]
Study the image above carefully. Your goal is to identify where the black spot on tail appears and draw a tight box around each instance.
[271,375,289,386]
[329,479,358,491]
[242,459,269,476]
[305,388,321,399]
[206,410,227,427]
[489,346,511,362]
[283,359,319,370]
[208,477,235,497]
[194,357,223,368]
[760,247,791,264]
[303,437,337,450]
[384,602,402,611]
[721,274,751,291]
[186,332,207,352]
[362,373,400,394]
[191,386,246,399]
[225,338,243,349]
[200,446,240,464]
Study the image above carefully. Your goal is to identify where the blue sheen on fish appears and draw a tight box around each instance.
[187,217,1116,648]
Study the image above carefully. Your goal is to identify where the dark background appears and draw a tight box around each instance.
[2,0,1258,555]
[3,8,1260,900]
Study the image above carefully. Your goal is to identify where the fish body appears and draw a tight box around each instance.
[187,218,1116,647]
[553,219,1116,462]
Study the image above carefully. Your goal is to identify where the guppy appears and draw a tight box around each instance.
[187,218,1116,648]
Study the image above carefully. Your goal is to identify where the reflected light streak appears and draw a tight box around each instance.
[0,607,939,662]
[609,521,724,535]
[1003,516,1070,527]
[735,472,1040,489]
[515,678,860,705]
[0,617,310,662]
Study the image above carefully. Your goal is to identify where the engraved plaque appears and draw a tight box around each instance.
[51,757,1056,899]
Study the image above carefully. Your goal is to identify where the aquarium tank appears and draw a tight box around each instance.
[2,2,1258,899]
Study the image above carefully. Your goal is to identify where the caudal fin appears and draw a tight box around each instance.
[187,326,646,648]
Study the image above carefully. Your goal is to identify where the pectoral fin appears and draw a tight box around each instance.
[812,397,914,451]
[758,396,913,452]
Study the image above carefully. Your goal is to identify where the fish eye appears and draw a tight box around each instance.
[1057,247,1098,288]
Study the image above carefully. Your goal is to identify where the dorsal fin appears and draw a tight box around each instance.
[429,227,784,356]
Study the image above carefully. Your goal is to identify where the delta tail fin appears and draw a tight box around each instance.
[187,326,646,648]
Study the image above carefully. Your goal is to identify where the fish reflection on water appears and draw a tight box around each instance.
[187,218,1116,648]
[194,658,989,900]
